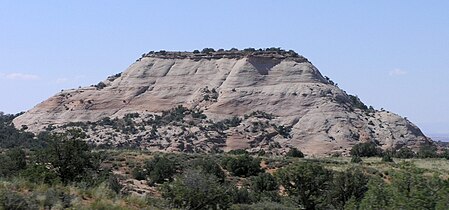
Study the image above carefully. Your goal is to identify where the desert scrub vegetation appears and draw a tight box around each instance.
[45,106,295,154]
[0,145,449,209]
[1,113,449,209]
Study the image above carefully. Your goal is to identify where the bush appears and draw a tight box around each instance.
[328,167,369,209]
[350,142,382,157]
[42,188,73,209]
[0,190,38,210]
[243,48,256,53]
[285,148,304,158]
[132,167,146,180]
[222,155,262,177]
[43,188,60,209]
[108,175,123,194]
[351,155,363,163]
[201,48,215,54]
[37,132,97,183]
[249,173,279,202]
[161,169,233,209]
[275,162,333,210]
[349,95,368,110]
[0,148,27,177]
[95,82,106,90]
[250,173,278,193]
[0,113,41,149]
[231,187,255,204]
[417,144,438,158]
[228,149,249,155]
[190,158,226,183]
[441,149,449,159]
[394,147,415,158]
[144,155,177,185]
[382,153,394,162]
[359,178,392,209]
[274,125,292,138]
[21,164,61,185]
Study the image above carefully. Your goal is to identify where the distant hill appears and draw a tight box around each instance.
[432,137,449,142]
[13,48,433,156]
[429,134,449,148]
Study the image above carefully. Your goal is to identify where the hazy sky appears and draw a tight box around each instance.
[1,1,448,135]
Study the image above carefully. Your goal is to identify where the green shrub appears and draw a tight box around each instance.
[275,162,333,210]
[394,147,415,158]
[441,149,449,159]
[190,158,226,182]
[350,142,382,157]
[43,188,60,209]
[161,169,233,209]
[0,148,27,177]
[201,48,215,54]
[328,167,369,209]
[246,111,274,120]
[351,155,363,163]
[108,175,123,194]
[231,187,256,204]
[21,164,61,184]
[382,153,394,162]
[132,167,146,181]
[274,125,292,138]
[285,148,304,158]
[0,113,42,149]
[249,172,279,202]
[228,149,249,155]
[243,48,256,53]
[417,144,438,158]
[348,95,369,110]
[222,155,262,177]
[359,178,392,209]
[144,155,177,185]
[95,82,106,90]
[42,188,73,209]
[36,132,98,183]
[0,190,38,210]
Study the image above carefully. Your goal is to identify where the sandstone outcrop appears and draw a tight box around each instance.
[13,49,431,155]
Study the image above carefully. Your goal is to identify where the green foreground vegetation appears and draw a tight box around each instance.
[1,113,449,209]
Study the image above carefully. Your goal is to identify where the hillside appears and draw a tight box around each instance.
[13,48,432,155]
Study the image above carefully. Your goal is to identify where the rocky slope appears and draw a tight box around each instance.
[13,49,431,155]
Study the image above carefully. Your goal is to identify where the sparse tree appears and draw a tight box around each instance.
[275,162,333,209]
[329,167,369,209]
[201,48,215,54]
[350,142,382,157]
[36,131,96,183]
[250,172,279,202]
[144,155,177,185]
[222,154,262,177]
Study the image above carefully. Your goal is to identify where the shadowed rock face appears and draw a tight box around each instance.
[13,50,431,155]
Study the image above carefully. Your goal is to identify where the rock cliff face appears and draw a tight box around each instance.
[13,49,431,155]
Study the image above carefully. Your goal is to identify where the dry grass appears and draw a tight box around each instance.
[1,150,448,209]
[405,158,449,173]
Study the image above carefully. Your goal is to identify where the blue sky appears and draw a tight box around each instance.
[1,1,448,136]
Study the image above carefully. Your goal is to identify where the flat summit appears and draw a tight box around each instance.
[13,48,431,155]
